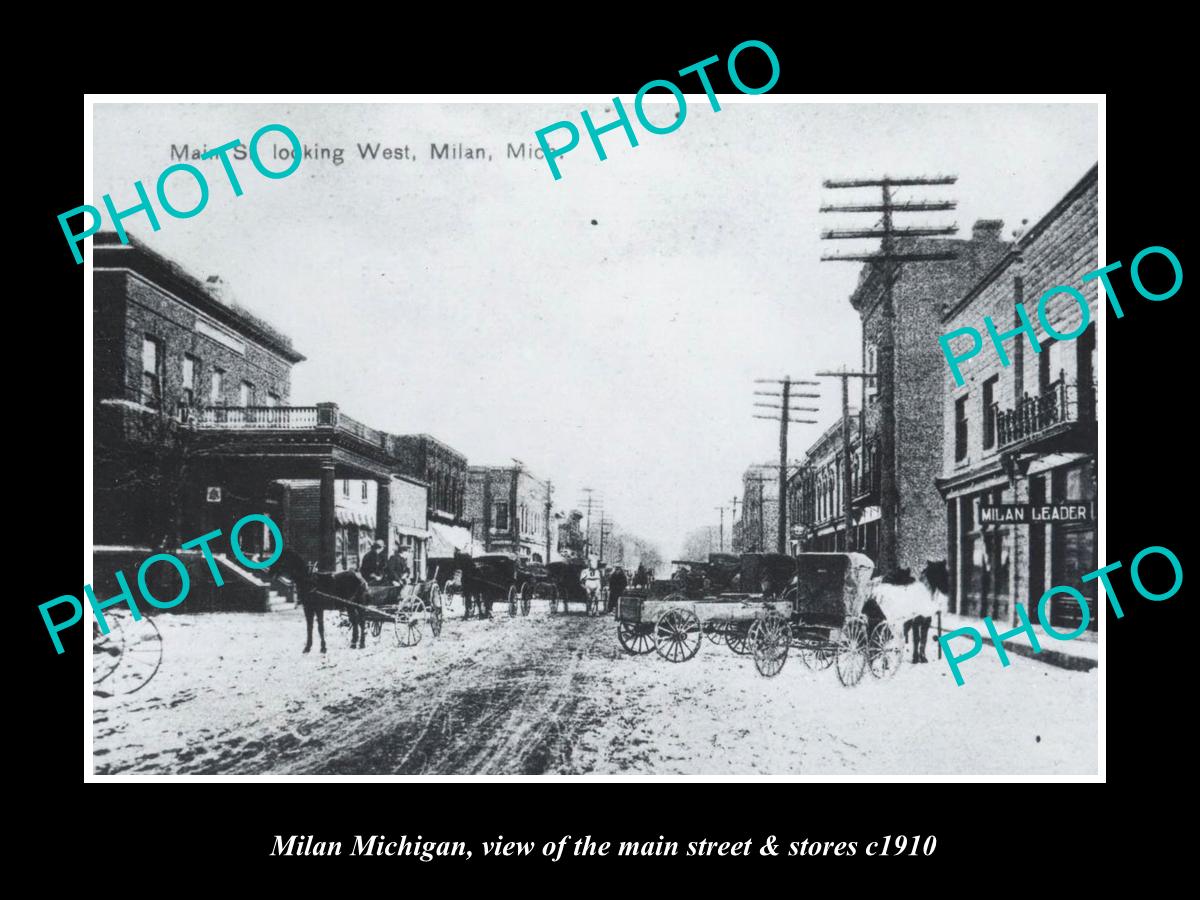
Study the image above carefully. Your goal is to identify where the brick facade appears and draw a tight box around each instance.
[937,165,1098,630]
[467,466,552,560]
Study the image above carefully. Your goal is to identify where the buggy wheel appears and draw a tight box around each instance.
[370,619,383,638]
[750,612,791,678]
[654,608,702,663]
[428,585,444,638]
[868,621,903,679]
[521,583,532,617]
[835,618,868,686]
[507,585,518,617]
[108,614,163,696]
[394,596,426,647]
[797,643,836,671]
[725,622,752,656]
[617,622,656,655]
[549,584,560,615]
[92,615,126,689]
[706,621,727,645]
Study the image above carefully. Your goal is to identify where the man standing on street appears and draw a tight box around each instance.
[581,555,603,616]
[608,565,627,614]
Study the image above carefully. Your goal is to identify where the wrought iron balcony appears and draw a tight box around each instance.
[994,377,1092,450]
[192,404,390,450]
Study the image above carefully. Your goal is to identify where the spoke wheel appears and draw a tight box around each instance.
[507,585,518,617]
[394,596,426,647]
[654,608,702,663]
[92,615,126,688]
[521,583,532,616]
[835,618,868,687]
[725,622,752,656]
[617,622,656,655]
[428,585,444,638]
[868,621,903,679]
[750,612,791,678]
[706,621,727,645]
[106,614,163,696]
[797,643,836,671]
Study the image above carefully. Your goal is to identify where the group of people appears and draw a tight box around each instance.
[357,539,412,586]
[579,558,654,614]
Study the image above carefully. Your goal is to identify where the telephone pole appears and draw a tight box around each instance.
[599,516,613,563]
[820,175,957,573]
[728,495,740,550]
[714,505,726,551]
[754,378,819,552]
[815,369,871,553]
[579,488,595,557]
[544,480,554,563]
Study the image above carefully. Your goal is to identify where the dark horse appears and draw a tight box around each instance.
[267,548,370,653]
[455,551,492,620]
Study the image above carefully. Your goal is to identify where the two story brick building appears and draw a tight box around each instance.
[466,465,552,561]
[935,165,1098,631]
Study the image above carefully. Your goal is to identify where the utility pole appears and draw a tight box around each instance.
[714,505,726,552]
[544,479,554,563]
[579,487,595,558]
[754,378,819,552]
[728,495,740,550]
[599,515,613,563]
[820,175,957,573]
[815,369,870,553]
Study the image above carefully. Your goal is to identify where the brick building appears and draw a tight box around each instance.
[848,219,1013,573]
[390,433,472,557]
[936,166,1098,631]
[467,465,552,561]
[732,463,781,553]
[93,233,437,585]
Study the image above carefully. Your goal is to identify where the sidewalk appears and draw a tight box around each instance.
[937,612,1098,672]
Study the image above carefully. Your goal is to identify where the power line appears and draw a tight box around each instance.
[752,377,820,552]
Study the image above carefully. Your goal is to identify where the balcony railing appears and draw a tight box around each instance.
[194,406,325,429]
[994,377,1088,450]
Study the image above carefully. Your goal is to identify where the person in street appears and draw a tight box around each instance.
[634,563,648,588]
[580,555,603,616]
[608,565,627,614]
[385,546,412,585]
[360,539,387,583]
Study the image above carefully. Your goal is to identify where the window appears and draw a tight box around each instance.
[239,380,254,406]
[210,368,224,404]
[493,502,509,530]
[982,375,999,450]
[865,342,878,406]
[265,392,280,407]
[342,479,350,496]
[141,336,162,408]
[955,395,969,462]
[181,355,197,408]
[361,481,368,500]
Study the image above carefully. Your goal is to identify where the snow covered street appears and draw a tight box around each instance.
[92,603,1098,776]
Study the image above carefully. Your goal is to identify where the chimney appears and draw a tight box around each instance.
[971,219,1004,242]
[205,274,229,304]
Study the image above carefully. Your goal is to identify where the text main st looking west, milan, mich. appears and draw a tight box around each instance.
[169,142,551,167]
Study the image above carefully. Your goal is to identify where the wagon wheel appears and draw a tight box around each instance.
[725,622,752,656]
[520,582,533,617]
[548,583,560,615]
[835,618,869,687]
[507,584,518,617]
[394,595,426,647]
[706,620,728,645]
[103,614,163,696]
[654,608,703,663]
[616,622,656,655]
[868,621,903,679]
[797,642,836,671]
[749,611,791,678]
[92,616,125,688]
[427,585,444,638]
[370,618,383,638]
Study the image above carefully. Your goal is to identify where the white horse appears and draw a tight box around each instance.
[867,562,949,664]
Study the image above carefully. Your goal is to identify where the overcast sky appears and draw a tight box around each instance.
[92,100,1097,557]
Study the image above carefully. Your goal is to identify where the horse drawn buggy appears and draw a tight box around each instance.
[615,551,905,684]
[361,577,445,646]
[546,559,608,615]
[472,552,558,617]
[92,610,164,697]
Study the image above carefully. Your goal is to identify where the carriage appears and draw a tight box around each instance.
[92,610,164,697]
[428,555,468,616]
[546,559,609,616]
[472,552,558,617]
[359,576,444,647]
[615,551,904,684]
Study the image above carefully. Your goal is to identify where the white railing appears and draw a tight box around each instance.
[195,406,322,429]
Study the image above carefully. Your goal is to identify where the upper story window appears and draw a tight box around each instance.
[239,380,254,407]
[265,392,280,407]
[181,355,197,408]
[361,481,369,500]
[141,335,163,408]
[955,394,969,462]
[982,375,999,450]
[493,502,509,531]
[865,342,878,406]
[210,368,225,404]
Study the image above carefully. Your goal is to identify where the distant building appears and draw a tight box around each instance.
[390,434,472,559]
[467,465,552,561]
[936,166,1098,631]
[557,510,585,560]
[733,463,781,553]
[787,412,875,557]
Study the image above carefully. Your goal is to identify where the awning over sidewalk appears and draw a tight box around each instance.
[393,524,431,540]
[429,521,474,557]
[335,508,376,530]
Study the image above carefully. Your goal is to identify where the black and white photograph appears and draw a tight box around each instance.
[85,97,1101,777]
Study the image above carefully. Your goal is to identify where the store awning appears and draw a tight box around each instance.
[429,521,474,557]
[335,508,376,530]
[393,524,431,540]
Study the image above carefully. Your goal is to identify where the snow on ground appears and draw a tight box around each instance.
[93,602,1098,776]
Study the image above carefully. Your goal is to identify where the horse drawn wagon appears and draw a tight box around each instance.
[546,559,609,616]
[472,552,558,617]
[615,551,905,684]
[362,577,445,646]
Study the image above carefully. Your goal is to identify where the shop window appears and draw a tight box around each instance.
[982,375,999,450]
[955,395,969,461]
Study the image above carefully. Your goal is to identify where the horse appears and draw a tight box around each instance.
[866,561,949,664]
[267,547,371,653]
[446,551,488,620]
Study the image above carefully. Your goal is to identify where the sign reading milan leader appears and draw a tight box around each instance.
[979,502,1096,524]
